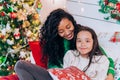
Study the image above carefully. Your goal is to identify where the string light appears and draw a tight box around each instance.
[80,7,84,12]
[64,6,66,9]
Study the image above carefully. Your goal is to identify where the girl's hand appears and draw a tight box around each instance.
[106,74,114,80]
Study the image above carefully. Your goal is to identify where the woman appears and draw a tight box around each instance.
[40,8,79,68]
[15,8,114,80]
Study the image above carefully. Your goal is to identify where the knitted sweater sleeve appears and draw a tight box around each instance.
[100,46,115,76]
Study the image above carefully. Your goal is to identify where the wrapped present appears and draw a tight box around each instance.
[48,66,90,80]
[110,32,120,43]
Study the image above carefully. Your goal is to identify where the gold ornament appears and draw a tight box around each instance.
[108,3,115,7]
[28,2,34,6]
[26,30,33,37]
[33,13,39,20]
[11,23,15,28]
[0,6,3,10]
[32,19,40,26]
[17,9,27,21]
[22,21,30,28]
[2,34,9,42]
[0,33,2,38]
[12,43,22,49]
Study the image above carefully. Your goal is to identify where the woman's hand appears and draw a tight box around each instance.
[106,74,114,80]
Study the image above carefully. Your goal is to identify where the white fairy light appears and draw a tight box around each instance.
[81,7,84,12]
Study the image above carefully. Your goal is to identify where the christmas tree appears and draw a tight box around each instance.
[0,0,42,76]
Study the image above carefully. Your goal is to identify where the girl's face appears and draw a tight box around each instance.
[76,31,93,58]
[58,18,74,40]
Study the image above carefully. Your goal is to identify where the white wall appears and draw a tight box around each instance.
[39,0,66,23]
[66,0,120,62]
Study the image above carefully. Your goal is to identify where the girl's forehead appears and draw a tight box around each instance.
[77,31,92,38]
[78,31,91,35]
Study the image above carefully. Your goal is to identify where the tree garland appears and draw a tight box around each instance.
[99,0,120,21]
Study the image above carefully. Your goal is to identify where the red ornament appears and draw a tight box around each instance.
[0,4,2,6]
[14,33,20,39]
[116,2,120,12]
[3,2,7,7]
[8,66,13,70]
[110,37,116,42]
[0,35,5,39]
[104,0,108,5]
[0,12,5,16]
[14,28,20,39]
[10,12,17,19]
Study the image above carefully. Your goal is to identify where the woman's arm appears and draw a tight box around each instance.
[100,47,115,80]
[105,57,115,80]
[96,55,109,80]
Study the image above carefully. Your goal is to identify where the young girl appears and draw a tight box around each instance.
[63,26,109,80]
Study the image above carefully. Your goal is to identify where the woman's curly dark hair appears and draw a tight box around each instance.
[40,8,78,67]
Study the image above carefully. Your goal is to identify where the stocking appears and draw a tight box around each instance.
[28,41,48,69]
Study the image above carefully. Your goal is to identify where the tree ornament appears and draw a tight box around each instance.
[33,13,39,20]
[0,6,3,10]
[6,23,11,33]
[10,12,17,19]
[7,39,14,45]
[3,2,7,7]
[22,21,30,28]
[0,12,5,16]
[104,0,109,5]
[116,2,120,12]
[0,33,2,38]
[19,50,26,59]
[32,19,40,26]
[17,9,27,21]
[14,28,20,39]
[36,0,42,10]
[0,35,4,39]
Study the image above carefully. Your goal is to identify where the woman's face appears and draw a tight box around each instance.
[58,18,74,40]
[76,31,93,58]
